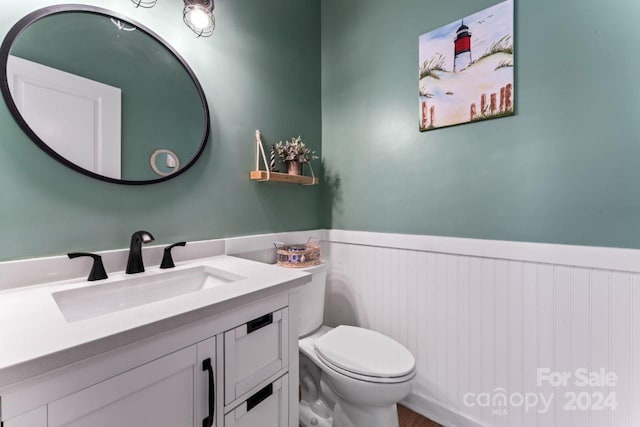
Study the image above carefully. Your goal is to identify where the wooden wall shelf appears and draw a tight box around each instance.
[250,170,319,186]
[251,130,318,186]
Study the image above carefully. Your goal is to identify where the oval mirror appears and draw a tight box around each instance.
[0,5,209,184]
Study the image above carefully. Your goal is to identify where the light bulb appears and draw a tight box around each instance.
[183,1,215,37]
[186,7,213,30]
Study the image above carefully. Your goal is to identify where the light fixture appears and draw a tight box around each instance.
[131,0,158,8]
[131,0,216,38]
[183,0,215,38]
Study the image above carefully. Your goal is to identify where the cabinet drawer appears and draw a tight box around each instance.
[224,374,288,427]
[224,308,288,404]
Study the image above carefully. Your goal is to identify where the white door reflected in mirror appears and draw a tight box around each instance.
[6,55,122,179]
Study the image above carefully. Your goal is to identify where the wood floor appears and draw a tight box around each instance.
[299,403,442,427]
[398,405,443,427]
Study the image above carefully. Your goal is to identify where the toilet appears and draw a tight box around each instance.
[293,263,416,427]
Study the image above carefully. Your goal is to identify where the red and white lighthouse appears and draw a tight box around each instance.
[453,21,472,72]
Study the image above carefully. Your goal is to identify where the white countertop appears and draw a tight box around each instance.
[0,255,310,388]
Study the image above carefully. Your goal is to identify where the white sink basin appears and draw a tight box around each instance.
[52,266,246,322]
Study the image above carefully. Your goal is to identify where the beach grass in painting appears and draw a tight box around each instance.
[419,0,514,132]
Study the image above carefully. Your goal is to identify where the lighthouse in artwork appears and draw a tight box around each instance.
[453,21,472,72]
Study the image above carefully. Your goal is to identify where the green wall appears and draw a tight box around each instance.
[0,0,321,261]
[3,0,637,262]
[321,0,640,249]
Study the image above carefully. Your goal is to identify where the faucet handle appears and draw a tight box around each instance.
[68,252,108,281]
[160,242,187,269]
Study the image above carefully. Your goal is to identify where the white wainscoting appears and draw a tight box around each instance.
[323,230,640,427]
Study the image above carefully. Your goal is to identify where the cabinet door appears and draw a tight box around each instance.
[48,341,217,427]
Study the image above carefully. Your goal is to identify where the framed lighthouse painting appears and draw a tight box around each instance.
[419,0,514,131]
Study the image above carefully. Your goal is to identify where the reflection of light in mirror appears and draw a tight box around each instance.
[166,154,177,168]
[110,18,137,32]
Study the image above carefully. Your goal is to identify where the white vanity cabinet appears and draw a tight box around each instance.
[0,293,298,427]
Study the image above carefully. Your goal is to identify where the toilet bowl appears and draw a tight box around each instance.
[293,263,416,427]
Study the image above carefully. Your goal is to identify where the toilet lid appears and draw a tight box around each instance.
[313,326,415,378]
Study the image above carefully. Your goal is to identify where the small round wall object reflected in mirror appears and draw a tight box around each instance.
[150,149,181,177]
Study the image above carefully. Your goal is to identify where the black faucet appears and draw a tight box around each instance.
[126,230,155,274]
[68,252,108,281]
[160,242,187,269]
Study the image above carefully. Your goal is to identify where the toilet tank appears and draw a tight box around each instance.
[292,263,328,337]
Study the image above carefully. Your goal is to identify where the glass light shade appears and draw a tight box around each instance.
[183,3,215,37]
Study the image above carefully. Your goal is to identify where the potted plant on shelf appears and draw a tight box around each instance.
[275,136,318,176]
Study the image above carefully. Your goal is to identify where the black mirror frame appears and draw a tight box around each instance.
[0,4,210,185]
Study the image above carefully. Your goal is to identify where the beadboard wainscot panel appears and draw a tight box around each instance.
[322,230,640,427]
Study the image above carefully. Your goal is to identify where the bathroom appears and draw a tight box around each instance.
[0,0,639,426]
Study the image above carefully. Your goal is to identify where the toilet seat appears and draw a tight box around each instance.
[313,325,416,384]
[315,351,416,384]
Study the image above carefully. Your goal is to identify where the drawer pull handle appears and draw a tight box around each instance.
[247,313,273,334]
[202,358,215,427]
[246,383,273,412]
